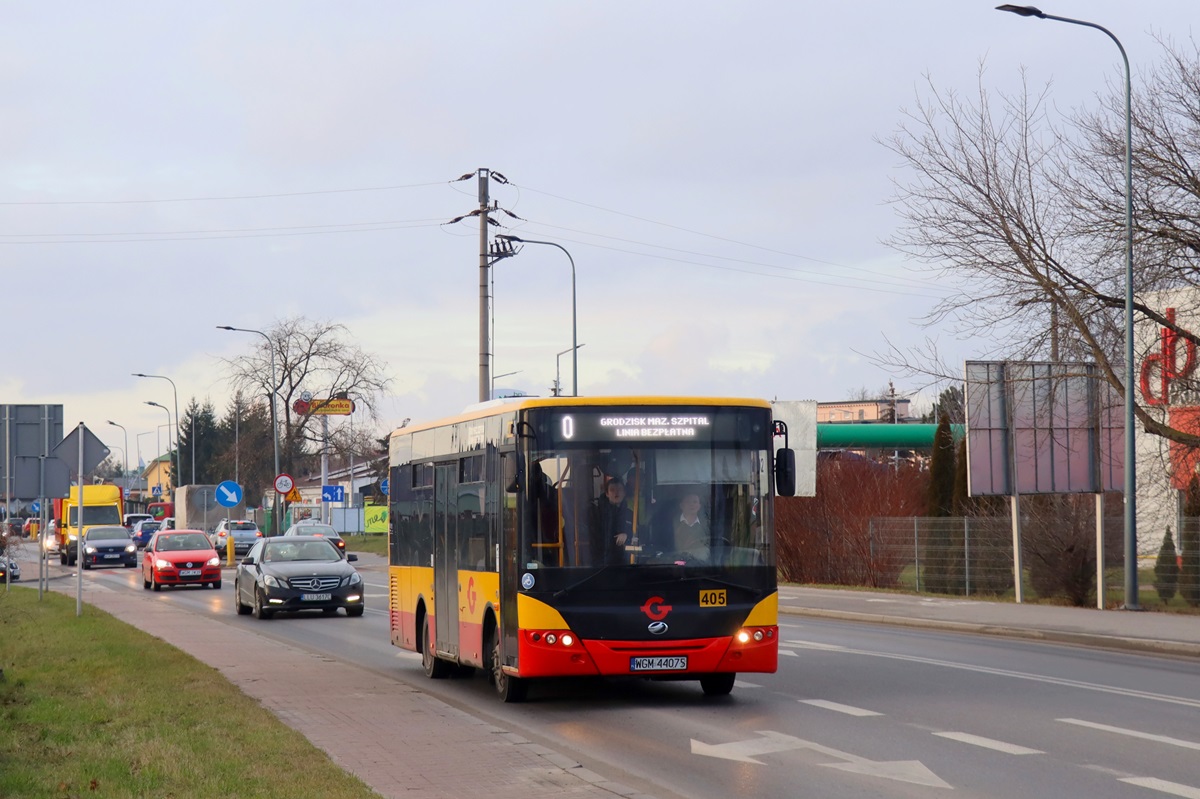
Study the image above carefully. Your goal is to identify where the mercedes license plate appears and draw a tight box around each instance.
[630,656,687,672]
[179,569,201,577]
[301,593,332,601]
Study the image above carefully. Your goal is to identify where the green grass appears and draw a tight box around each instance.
[344,533,387,558]
[0,586,381,799]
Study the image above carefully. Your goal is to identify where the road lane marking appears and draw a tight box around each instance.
[800,699,882,716]
[782,639,847,651]
[799,646,1200,710]
[933,732,1042,755]
[1059,719,1200,752]
[1120,777,1200,798]
[691,730,951,787]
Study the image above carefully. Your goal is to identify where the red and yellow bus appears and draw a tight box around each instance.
[386,396,796,702]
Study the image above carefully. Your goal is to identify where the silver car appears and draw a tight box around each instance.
[211,519,263,556]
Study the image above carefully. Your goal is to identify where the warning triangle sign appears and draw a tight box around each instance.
[285,487,303,503]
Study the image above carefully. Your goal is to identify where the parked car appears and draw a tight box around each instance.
[211,519,263,556]
[142,530,222,591]
[131,519,162,549]
[0,556,18,581]
[75,525,138,570]
[123,512,153,531]
[282,522,346,553]
[234,535,363,619]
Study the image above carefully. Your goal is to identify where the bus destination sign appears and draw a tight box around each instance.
[533,407,768,446]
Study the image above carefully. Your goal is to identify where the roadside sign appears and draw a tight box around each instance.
[152,484,163,497]
[52,423,110,474]
[273,473,295,494]
[31,501,40,514]
[292,398,355,416]
[381,478,389,496]
[216,480,243,508]
[321,485,344,503]
[285,486,303,503]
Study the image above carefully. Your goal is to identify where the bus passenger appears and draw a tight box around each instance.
[672,492,710,562]
[589,477,634,564]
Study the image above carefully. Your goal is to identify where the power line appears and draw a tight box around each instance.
[0,179,450,206]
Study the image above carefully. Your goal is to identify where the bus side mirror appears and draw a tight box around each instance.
[775,448,796,497]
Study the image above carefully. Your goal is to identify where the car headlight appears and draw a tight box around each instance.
[154,559,172,570]
[347,572,362,586]
[84,546,97,554]
[263,575,282,588]
[125,545,136,553]
[206,556,220,567]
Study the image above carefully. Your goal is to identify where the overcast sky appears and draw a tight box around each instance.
[2,1,1194,468]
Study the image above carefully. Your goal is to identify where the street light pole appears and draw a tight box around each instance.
[495,235,580,396]
[555,344,586,397]
[106,421,128,478]
[997,4,1138,609]
[133,373,180,494]
[218,325,282,535]
[145,402,173,494]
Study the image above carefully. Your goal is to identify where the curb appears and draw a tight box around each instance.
[779,605,1200,659]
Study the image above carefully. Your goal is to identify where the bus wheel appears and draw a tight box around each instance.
[490,629,527,703]
[700,673,736,696]
[421,615,451,679]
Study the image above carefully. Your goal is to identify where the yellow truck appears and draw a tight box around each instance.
[54,485,124,566]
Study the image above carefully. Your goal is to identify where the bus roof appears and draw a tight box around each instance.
[391,396,772,439]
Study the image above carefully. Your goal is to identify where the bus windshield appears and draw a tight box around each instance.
[521,406,774,570]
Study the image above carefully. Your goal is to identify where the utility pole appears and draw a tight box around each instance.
[478,169,492,404]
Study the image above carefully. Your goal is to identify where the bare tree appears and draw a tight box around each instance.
[219,317,393,474]
[880,44,1200,447]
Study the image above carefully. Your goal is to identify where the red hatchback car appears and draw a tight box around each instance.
[142,529,222,591]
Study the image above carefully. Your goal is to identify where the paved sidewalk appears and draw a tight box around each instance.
[778,585,1200,658]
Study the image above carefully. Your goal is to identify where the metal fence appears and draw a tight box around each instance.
[866,515,1126,603]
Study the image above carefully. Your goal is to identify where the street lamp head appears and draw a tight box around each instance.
[216,325,235,331]
[145,401,163,409]
[996,4,1045,18]
[132,372,147,378]
[496,234,523,243]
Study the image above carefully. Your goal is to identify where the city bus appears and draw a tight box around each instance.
[387,396,796,701]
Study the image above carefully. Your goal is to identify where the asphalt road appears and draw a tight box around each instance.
[19,552,1200,799]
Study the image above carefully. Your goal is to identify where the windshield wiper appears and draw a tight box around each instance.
[553,565,611,600]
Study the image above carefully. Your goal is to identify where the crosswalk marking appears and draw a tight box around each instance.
[1059,719,1200,752]
[933,732,1042,755]
[800,699,882,716]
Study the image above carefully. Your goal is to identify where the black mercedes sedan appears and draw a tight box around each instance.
[233,535,363,619]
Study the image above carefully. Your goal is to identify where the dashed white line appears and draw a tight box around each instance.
[1059,719,1200,752]
[800,699,882,717]
[782,639,847,651]
[933,732,1042,755]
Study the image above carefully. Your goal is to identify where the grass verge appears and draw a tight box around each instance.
[0,586,380,799]
[344,533,387,558]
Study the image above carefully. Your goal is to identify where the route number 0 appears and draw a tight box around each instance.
[561,415,574,440]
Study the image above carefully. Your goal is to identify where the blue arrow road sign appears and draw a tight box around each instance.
[31,501,40,514]
[216,480,243,508]
[381,478,389,496]
[321,485,344,503]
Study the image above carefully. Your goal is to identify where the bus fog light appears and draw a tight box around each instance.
[545,633,558,645]
[753,630,765,642]
[736,630,751,644]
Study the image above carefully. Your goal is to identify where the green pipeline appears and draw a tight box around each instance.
[816,423,965,449]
